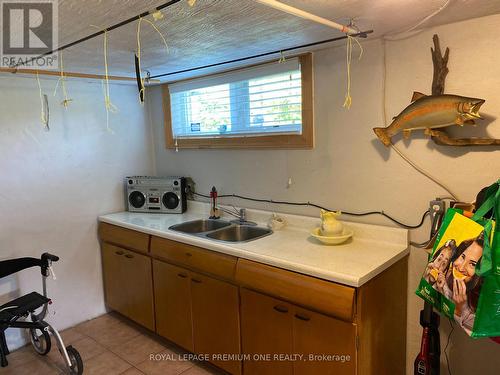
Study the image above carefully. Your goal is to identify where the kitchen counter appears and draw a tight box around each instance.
[98,202,408,287]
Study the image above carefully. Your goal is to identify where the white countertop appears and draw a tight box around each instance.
[98,202,409,287]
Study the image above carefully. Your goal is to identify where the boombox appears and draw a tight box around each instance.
[125,176,187,214]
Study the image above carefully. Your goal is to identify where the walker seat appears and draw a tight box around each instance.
[0,292,50,322]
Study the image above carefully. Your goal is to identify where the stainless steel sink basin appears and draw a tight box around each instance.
[206,225,272,242]
[169,219,231,234]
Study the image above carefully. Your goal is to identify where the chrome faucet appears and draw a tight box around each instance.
[218,205,256,226]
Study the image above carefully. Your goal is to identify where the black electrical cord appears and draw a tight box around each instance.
[192,191,429,229]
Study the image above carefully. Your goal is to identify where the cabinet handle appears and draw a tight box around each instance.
[177,273,188,278]
[191,278,202,284]
[125,254,134,259]
[273,305,288,314]
[115,251,125,256]
[294,313,311,322]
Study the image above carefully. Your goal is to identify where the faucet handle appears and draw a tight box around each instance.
[239,208,246,221]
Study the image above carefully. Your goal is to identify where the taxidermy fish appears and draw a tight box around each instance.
[373,92,485,147]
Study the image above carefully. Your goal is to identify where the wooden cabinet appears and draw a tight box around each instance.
[153,260,241,375]
[99,224,408,375]
[153,260,193,351]
[241,288,356,375]
[191,271,241,375]
[236,259,355,321]
[101,243,155,330]
[292,307,356,375]
[240,288,294,375]
[151,236,237,280]
[99,223,150,254]
[101,243,127,314]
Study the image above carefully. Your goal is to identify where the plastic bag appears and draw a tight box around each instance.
[416,180,500,337]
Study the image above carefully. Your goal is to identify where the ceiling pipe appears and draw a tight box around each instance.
[255,0,359,35]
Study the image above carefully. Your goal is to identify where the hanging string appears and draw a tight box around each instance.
[90,25,118,132]
[279,50,286,64]
[152,10,164,21]
[137,18,145,103]
[102,30,117,113]
[36,71,49,130]
[187,0,197,6]
[53,51,72,107]
[343,35,363,109]
[102,29,118,132]
[136,16,170,104]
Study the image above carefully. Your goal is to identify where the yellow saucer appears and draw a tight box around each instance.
[310,227,353,245]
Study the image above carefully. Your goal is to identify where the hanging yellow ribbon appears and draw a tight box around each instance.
[152,10,164,21]
[53,51,72,107]
[136,16,169,104]
[279,50,286,64]
[343,35,363,109]
[36,71,49,130]
[102,29,118,114]
[90,25,118,132]
[103,29,118,133]
[187,0,197,7]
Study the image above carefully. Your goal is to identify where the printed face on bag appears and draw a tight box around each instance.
[453,241,483,282]
[433,247,452,273]
[424,240,456,284]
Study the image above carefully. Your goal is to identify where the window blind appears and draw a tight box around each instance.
[169,58,302,138]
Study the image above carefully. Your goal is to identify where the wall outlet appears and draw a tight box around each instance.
[185,177,196,199]
[429,199,446,217]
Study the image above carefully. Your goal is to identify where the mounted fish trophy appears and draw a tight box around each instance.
[374,35,500,147]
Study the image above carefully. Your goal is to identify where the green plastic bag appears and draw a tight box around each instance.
[415,180,500,338]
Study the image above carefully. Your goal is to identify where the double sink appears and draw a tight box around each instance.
[169,219,272,243]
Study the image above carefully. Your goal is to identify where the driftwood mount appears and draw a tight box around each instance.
[428,34,500,146]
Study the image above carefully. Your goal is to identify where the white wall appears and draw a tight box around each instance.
[0,76,153,348]
[149,14,500,375]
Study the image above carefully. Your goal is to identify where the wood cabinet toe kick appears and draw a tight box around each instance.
[98,222,408,375]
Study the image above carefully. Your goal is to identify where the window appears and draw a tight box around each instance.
[162,53,313,149]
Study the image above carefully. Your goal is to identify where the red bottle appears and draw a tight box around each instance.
[414,327,430,375]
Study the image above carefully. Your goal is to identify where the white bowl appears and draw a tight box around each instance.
[310,227,353,245]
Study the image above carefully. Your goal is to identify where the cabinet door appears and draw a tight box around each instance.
[191,272,241,375]
[122,250,155,331]
[102,244,155,331]
[240,288,294,375]
[153,260,194,351]
[292,307,357,375]
[102,243,128,314]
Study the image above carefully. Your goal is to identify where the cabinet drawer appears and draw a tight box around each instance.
[151,236,237,281]
[99,222,150,254]
[235,259,355,321]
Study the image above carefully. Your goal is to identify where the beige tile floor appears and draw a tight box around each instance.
[2,312,223,375]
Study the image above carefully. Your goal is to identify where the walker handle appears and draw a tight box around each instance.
[41,253,59,276]
[42,253,59,262]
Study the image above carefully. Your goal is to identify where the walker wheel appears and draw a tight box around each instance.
[29,327,51,355]
[66,345,83,375]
